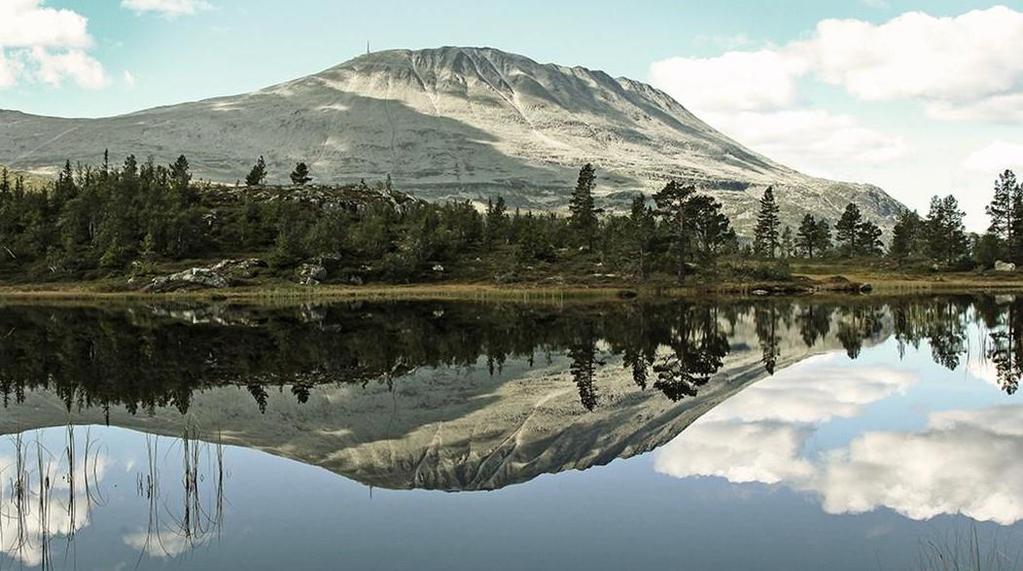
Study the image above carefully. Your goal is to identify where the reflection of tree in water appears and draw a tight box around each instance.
[755,304,782,374]
[651,306,729,401]
[798,304,833,348]
[925,301,969,370]
[980,298,1023,395]
[2,296,1022,415]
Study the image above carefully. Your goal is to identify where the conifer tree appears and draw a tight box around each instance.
[290,162,312,186]
[246,156,268,187]
[170,155,191,191]
[835,203,863,256]
[796,214,818,258]
[753,186,780,258]
[569,163,598,249]
[627,194,656,278]
[653,180,697,282]
[889,210,922,260]
[987,170,1018,256]
[925,195,969,266]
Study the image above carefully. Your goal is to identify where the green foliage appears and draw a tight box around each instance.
[796,214,831,258]
[888,210,923,261]
[290,162,312,186]
[753,186,780,258]
[569,163,598,248]
[246,156,268,187]
[924,195,970,267]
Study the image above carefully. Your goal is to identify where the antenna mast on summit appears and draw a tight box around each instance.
[367,41,370,55]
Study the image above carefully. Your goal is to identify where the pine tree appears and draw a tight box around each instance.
[290,162,312,186]
[627,194,656,278]
[987,170,1018,257]
[797,214,818,258]
[246,156,268,186]
[814,219,832,257]
[753,186,780,258]
[169,155,191,190]
[925,195,969,266]
[569,163,598,249]
[835,203,863,257]
[889,210,922,260]
[856,220,884,256]
[653,180,697,282]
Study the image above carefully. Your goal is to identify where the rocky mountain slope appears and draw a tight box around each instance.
[0,47,903,235]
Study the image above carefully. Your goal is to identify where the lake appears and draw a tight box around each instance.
[0,295,1021,570]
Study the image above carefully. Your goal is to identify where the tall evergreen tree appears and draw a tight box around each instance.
[796,214,819,258]
[169,155,191,191]
[856,220,884,256]
[290,162,312,186]
[627,194,656,278]
[246,156,268,187]
[814,219,832,257]
[889,210,922,260]
[689,195,735,260]
[653,180,697,282]
[753,186,780,258]
[924,195,969,266]
[835,204,863,256]
[987,170,1018,256]
[569,163,598,249]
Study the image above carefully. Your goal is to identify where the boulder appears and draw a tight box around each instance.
[142,268,230,293]
[995,260,1017,272]
[297,263,328,285]
[211,258,267,279]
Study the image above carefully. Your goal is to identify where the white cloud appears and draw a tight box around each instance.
[649,44,908,177]
[963,141,1023,174]
[123,70,137,87]
[121,0,212,17]
[657,357,1023,525]
[31,46,107,89]
[650,50,806,113]
[0,0,92,48]
[0,1,106,89]
[704,109,908,178]
[652,7,1023,125]
[797,8,1023,118]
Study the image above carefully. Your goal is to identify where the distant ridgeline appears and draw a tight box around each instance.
[0,155,1014,286]
[0,295,1018,418]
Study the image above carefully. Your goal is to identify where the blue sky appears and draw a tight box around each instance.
[1,0,1022,229]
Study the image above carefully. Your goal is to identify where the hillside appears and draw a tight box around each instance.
[0,46,904,235]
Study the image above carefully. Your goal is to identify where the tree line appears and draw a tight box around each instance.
[0,154,1017,284]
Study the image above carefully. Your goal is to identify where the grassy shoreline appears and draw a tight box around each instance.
[3,269,1023,302]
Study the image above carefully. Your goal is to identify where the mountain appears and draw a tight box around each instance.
[0,46,903,235]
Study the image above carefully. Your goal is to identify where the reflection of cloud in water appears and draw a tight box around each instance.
[821,409,1023,524]
[123,531,203,559]
[654,357,1023,525]
[0,442,109,567]
[697,355,917,424]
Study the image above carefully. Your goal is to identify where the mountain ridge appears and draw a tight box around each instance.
[0,46,903,235]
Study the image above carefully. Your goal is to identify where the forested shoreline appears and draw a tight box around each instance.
[0,154,1019,289]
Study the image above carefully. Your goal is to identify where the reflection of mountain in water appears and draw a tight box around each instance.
[0,296,1014,492]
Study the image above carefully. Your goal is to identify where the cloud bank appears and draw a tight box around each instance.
[0,0,106,89]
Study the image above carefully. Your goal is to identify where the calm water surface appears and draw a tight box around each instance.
[0,296,1021,570]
